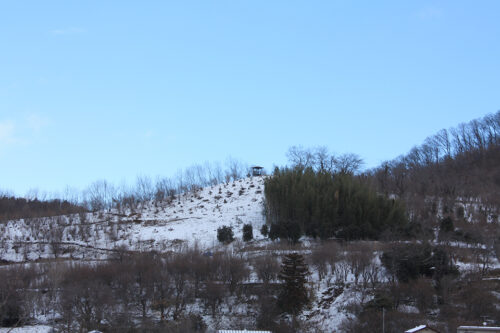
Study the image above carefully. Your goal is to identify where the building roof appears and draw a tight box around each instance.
[458,327,500,332]
[218,331,272,333]
[406,325,440,333]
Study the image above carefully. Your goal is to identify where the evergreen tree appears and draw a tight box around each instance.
[217,226,234,243]
[277,253,310,315]
[242,224,253,242]
[439,216,454,233]
[264,167,407,241]
[260,224,269,237]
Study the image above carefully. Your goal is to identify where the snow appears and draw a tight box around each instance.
[405,325,427,333]
[0,326,52,333]
[125,178,266,249]
[0,177,267,261]
[399,304,420,314]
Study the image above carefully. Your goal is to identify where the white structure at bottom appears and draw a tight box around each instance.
[405,325,440,333]
[457,327,500,333]
[218,331,272,333]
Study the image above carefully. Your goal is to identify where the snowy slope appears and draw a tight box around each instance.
[126,177,267,249]
[0,177,266,262]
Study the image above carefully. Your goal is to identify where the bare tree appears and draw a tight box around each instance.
[85,180,115,211]
[202,281,225,318]
[135,175,154,202]
[122,253,156,319]
[310,245,329,281]
[363,262,381,289]
[155,177,175,201]
[434,129,452,158]
[168,253,193,320]
[58,264,115,332]
[253,255,280,284]
[218,251,249,295]
[314,146,332,172]
[194,163,209,187]
[225,157,246,182]
[333,153,364,174]
[184,166,197,192]
[287,145,315,169]
[346,244,373,285]
[212,161,224,184]
[49,220,64,259]
[174,169,186,195]
[151,258,173,321]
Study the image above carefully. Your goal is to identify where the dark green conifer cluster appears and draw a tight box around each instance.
[264,167,408,241]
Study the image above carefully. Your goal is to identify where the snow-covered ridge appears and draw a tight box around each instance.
[0,177,266,262]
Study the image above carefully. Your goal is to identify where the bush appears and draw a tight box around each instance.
[0,297,22,327]
[364,293,393,311]
[217,226,234,244]
[381,243,433,282]
[269,223,281,241]
[0,270,23,327]
[381,243,457,282]
[440,216,454,233]
[260,224,269,237]
[242,224,253,242]
[267,221,301,243]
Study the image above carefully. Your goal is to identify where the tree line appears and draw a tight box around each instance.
[0,197,84,222]
[0,244,314,332]
[2,240,498,332]
[264,167,408,241]
[271,111,500,244]
[0,157,252,222]
[367,111,500,202]
[82,157,251,211]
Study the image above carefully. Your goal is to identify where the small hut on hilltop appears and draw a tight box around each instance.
[251,166,264,176]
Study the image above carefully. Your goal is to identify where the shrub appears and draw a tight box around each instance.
[381,243,457,282]
[381,243,433,282]
[260,224,269,237]
[217,226,234,244]
[269,223,281,241]
[0,297,22,327]
[242,224,253,242]
[267,221,301,243]
[364,293,393,311]
[440,216,454,233]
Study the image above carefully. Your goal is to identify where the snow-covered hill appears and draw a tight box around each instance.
[2,176,499,333]
[0,177,266,262]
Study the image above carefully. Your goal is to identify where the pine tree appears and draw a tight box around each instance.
[242,224,253,242]
[277,253,310,315]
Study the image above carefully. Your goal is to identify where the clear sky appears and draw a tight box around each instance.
[1,1,499,196]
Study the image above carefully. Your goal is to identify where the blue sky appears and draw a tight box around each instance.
[1,1,499,196]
